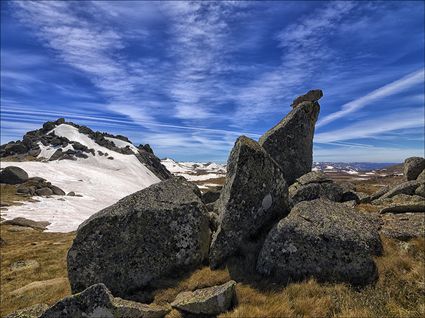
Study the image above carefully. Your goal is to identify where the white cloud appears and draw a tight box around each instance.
[315,109,424,143]
[317,68,425,127]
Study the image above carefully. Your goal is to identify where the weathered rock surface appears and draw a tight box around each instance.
[202,190,221,204]
[209,136,288,268]
[0,166,29,184]
[415,183,425,197]
[291,89,323,108]
[417,169,425,182]
[379,194,425,213]
[376,180,421,201]
[5,303,49,318]
[295,171,332,185]
[40,283,170,318]
[259,101,320,185]
[381,213,425,240]
[289,182,344,206]
[257,199,382,286]
[171,281,236,315]
[67,177,210,297]
[404,157,425,180]
[370,185,390,201]
[1,217,50,230]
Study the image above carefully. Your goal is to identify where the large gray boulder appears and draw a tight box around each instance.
[404,157,425,180]
[171,280,236,315]
[259,101,320,185]
[0,166,29,184]
[40,283,170,318]
[67,177,210,297]
[257,199,382,286]
[209,136,288,268]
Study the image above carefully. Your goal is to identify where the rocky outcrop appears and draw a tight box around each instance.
[0,118,171,182]
[209,136,288,268]
[135,150,172,180]
[404,157,425,181]
[67,177,210,297]
[171,280,236,315]
[1,217,50,231]
[259,100,320,185]
[16,177,66,197]
[291,89,323,108]
[40,283,170,318]
[0,166,28,184]
[374,180,421,202]
[257,199,382,286]
[378,194,425,214]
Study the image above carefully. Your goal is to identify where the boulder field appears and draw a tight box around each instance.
[10,89,410,317]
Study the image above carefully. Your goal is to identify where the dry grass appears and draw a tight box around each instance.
[1,226,424,318]
[0,184,35,209]
[0,225,74,317]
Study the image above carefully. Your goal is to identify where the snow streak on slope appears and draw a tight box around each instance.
[2,124,160,232]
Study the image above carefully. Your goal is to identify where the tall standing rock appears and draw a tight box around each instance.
[67,177,210,297]
[259,99,320,185]
[209,136,288,268]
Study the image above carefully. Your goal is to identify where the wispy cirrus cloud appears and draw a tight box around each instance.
[315,108,424,143]
[13,0,159,123]
[232,1,358,124]
[317,68,425,127]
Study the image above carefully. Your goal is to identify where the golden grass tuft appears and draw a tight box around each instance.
[0,225,74,317]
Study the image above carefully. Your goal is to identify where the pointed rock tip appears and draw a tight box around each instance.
[291,89,323,108]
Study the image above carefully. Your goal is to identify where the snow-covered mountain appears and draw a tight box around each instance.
[161,159,402,183]
[161,158,226,181]
[0,119,170,232]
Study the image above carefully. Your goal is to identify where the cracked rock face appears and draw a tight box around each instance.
[67,177,210,297]
[209,136,288,268]
[257,199,382,286]
[259,101,320,185]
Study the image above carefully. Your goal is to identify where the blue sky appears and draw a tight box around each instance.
[1,1,424,162]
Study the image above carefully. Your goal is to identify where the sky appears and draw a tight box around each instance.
[1,1,424,163]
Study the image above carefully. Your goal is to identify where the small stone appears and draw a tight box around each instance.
[171,281,236,315]
[35,187,53,196]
